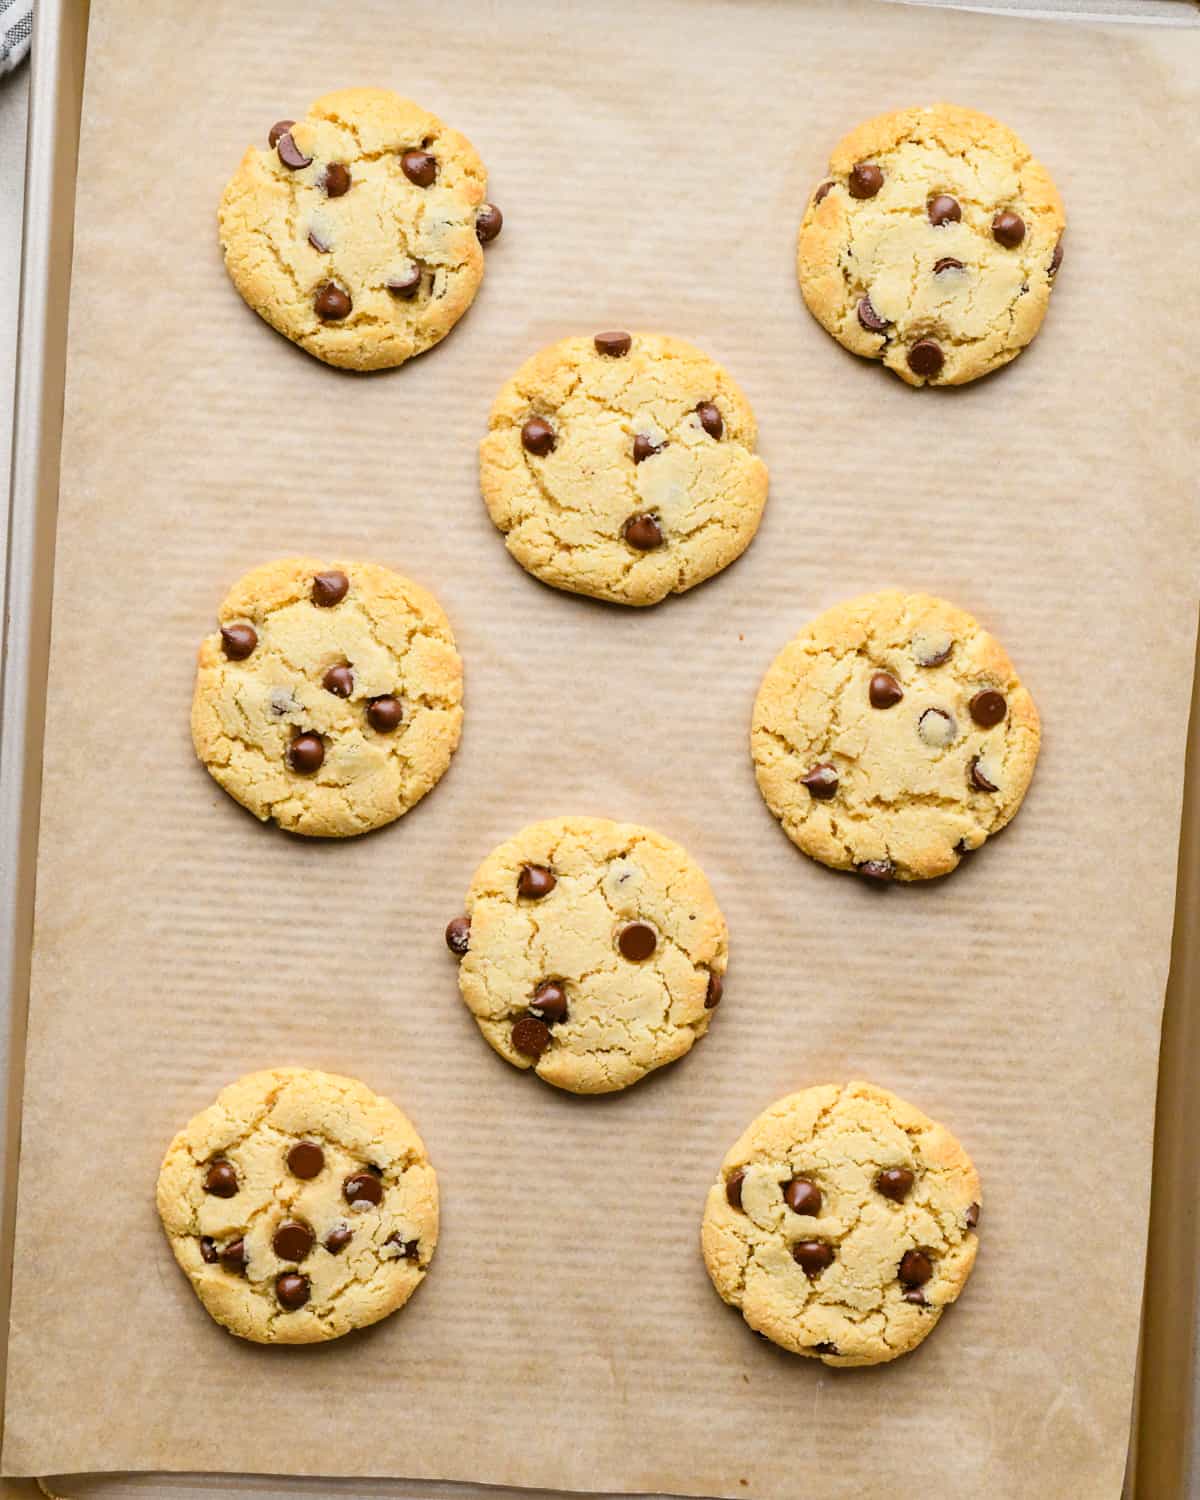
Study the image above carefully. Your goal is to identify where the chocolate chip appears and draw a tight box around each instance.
[917,707,956,748]
[876,1167,914,1203]
[367,695,404,733]
[903,1289,927,1306]
[199,1236,218,1264]
[618,922,657,961]
[445,915,471,957]
[858,859,894,884]
[325,1226,352,1255]
[220,623,257,660]
[1050,237,1064,276]
[276,1272,310,1310]
[696,401,723,439]
[344,1171,384,1208]
[529,980,568,1023]
[869,671,903,709]
[517,864,556,899]
[812,1341,840,1354]
[204,1160,238,1198]
[813,181,834,205]
[386,265,422,298]
[725,1168,746,1210]
[511,1014,552,1059]
[633,434,664,464]
[966,1202,980,1230]
[401,149,437,187]
[792,1240,835,1277]
[322,162,351,197]
[857,295,888,334]
[969,689,1007,727]
[219,1237,247,1274]
[287,733,324,774]
[277,131,312,170]
[933,257,964,276]
[969,756,999,793]
[594,330,632,357]
[312,570,349,607]
[314,282,351,320]
[388,1233,421,1260]
[623,513,664,550]
[801,764,839,800]
[475,203,503,243]
[308,228,331,254]
[912,631,953,666]
[273,1219,315,1262]
[268,120,295,148]
[784,1178,823,1216]
[899,1249,933,1287]
[848,162,883,199]
[705,971,723,1009]
[908,340,944,378]
[992,210,1025,248]
[927,193,961,226]
[521,417,557,456]
[323,664,354,697]
[287,1142,324,1179]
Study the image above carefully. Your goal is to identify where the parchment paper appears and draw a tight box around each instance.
[3,1,1198,1496]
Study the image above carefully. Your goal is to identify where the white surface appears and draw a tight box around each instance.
[0,66,28,575]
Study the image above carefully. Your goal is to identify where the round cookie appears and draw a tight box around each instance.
[479,332,769,606]
[192,558,463,838]
[797,103,1065,386]
[219,88,500,370]
[156,1068,438,1344]
[752,590,1039,882]
[702,1081,980,1366]
[448,816,728,1093]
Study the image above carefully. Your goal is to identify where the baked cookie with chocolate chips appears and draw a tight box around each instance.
[752,590,1039,881]
[798,103,1065,386]
[191,558,463,837]
[219,88,500,370]
[156,1068,437,1344]
[448,816,728,1092]
[702,1081,980,1366]
[479,332,769,605]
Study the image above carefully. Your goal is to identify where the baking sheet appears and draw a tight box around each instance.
[2,0,1198,1496]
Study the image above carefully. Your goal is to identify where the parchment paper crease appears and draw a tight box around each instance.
[3,2,1198,1497]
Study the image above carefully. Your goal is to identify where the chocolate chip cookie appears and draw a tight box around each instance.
[751,590,1040,881]
[191,558,463,837]
[479,332,769,605]
[798,103,1065,385]
[220,88,500,370]
[447,816,728,1093]
[156,1068,438,1344]
[702,1082,980,1366]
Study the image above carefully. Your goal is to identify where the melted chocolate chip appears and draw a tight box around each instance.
[276,1272,310,1310]
[268,120,295,148]
[969,756,999,793]
[1050,238,1064,276]
[903,1289,927,1306]
[367,695,404,733]
[594,330,632,357]
[204,1160,238,1198]
[308,228,331,254]
[323,663,354,697]
[312,570,349,607]
[220,623,257,660]
[276,131,312,170]
[869,671,903,709]
[966,1202,981,1230]
[726,1168,747,1210]
[475,203,503,243]
[705,971,723,1009]
[858,859,895,884]
[813,1341,840,1354]
[199,1236,218,1264]
[801,763,839,800]
[633,434,664,464]
[876,1167,914,1203]
[343,1171,384,1208]
[273,1219,315,1262]
[324,1226,352,1255]
[511,1014,552,1059]
[899,1249,933,1287]
[848,162,883,199]
[445,915,471,957]
[623,513,664,550]
[927,193,962,226]
[521,417,557,456]
[388,1233,421,1260]
[517,864,556,899]
[529,980,568,1023]
[401,149,437,187]
[992,210,1025,248]
[287,733,324,774]
[314,282,351,320]
[792,1240,835,1277]
[386,265,422,298]
[857,295,889,333]
[618,922,657,961]
[813,181,834,205]
[908,340,944,379]
[322,162,351,197]
[219,1237,247,1274]
[933,257,964,275]
[969,689,1007,727]
[784,1178,823,1216]
[287,1142,325,1179]
[696,401,723,439]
